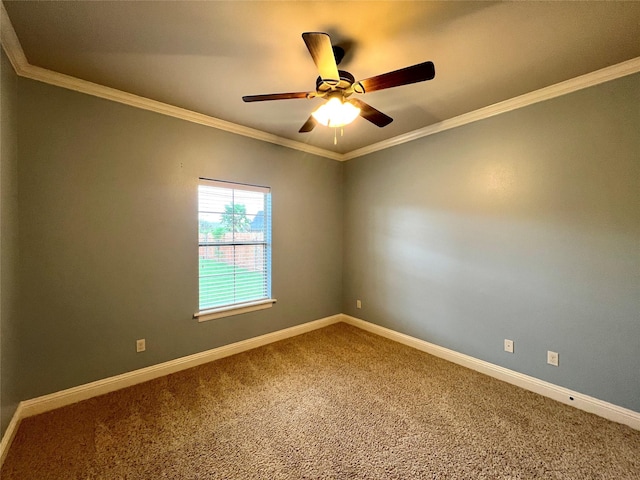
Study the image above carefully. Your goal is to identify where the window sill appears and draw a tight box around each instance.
[194,299,277,323]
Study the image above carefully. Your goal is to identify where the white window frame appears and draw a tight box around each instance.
[194,178,275,322]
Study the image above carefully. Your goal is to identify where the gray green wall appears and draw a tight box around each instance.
[1,50,20,434]
[343,73,640,412]
[10,77,343,414]
[1,60,638,438]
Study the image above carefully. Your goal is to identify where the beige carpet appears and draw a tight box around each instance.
[2,323,639,479]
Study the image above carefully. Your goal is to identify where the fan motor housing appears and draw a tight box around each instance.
[316,70,355,93]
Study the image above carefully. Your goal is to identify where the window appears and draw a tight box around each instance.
[194,179,275,322]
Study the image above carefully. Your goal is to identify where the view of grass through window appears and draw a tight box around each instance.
[198,257,266,307]
[198,180,271,311]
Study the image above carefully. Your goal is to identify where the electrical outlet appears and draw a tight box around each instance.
[356,299,362,309]
[136,339,146,353]
[504,339,514,353]
[547,350,559,366]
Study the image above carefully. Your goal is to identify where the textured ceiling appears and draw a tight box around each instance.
[3,1,640,155]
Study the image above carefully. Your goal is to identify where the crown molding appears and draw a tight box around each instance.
[0,3,342,162]
[0,1,27,74]
[342,56,640,161]
[23,63,344,161]
[2,3,639,163]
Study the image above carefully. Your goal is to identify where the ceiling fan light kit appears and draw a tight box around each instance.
[311,96,361,128]
[242,32,436,140]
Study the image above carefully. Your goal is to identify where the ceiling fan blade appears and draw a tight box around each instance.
[349,98,393,127]
[298,116,317,133]
[358,61,435,93]
[302,32,340,83]
[242,92,309,102]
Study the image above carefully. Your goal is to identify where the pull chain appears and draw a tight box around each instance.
[334,128,337,145]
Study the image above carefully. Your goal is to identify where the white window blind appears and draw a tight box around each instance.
[197,179,272,314]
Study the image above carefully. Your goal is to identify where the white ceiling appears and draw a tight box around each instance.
[3,1,640,157]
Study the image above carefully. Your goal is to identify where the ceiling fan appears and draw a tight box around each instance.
[242,32,436,134]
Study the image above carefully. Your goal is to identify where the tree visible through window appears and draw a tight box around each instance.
[198,179,271,312]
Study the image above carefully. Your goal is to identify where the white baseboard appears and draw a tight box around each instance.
[0,313,342,466]
[340,314,640,431]
[3,313,639,467]
[20,314,343,419]
[0,403,23,467]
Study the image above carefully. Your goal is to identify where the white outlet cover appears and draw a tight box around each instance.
[504,339,514,353]
[547,350,559,366]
